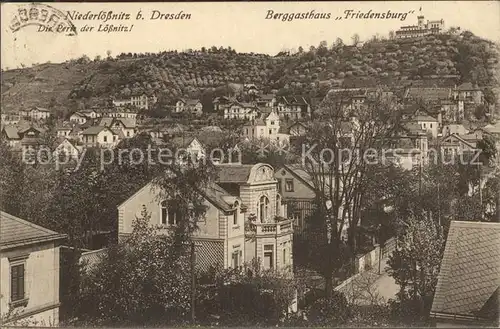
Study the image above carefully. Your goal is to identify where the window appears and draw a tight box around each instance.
[271,121,275,125]
[258,196,270,222]
[232,250,242,268]
[233,202,239,226]
[264,245,274,269]
[10,263,25,303]
[276,178,282,193]
[430,124,433,128]
[283,246,287,265]
[113,135,117,142]
[285,179,294,192]
[269,129,272,135]
[161,201,180,226]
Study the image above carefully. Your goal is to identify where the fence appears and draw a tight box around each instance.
[334,236,397,295]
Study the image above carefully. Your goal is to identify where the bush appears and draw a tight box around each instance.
[306,290,350,326]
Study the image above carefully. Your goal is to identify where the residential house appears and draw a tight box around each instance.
[0,211,67,326]
[243,84,259,95]
[169,136,206,161]
[213,96,234,113]
[108,118,136,139]
[18,126,45,155]
[255,94,276,108]
[81,126,119,148]
[1,111,21,125]
[242,110,289,144]
[274,165,317,235]
[175,99,203,116]
[69,112,88,125]
[53,138,82,160]
[440,99,465,123]
[430,221,499,327]
[80,108,101,119]
[2,126,22,149]
[453,82,484,105]
[288,121,309,137]
[275,96,311,120]
[224,102,259,121]
[56,123,73,138]
[412,114,439,139]
[112,93,153,110]
[386,123,429,170]
[19,107,51,121]
[117,163,294,276]
[439,134,478,161]
[441,124,469,137]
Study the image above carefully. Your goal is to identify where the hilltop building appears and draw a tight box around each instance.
[395,9,444,39]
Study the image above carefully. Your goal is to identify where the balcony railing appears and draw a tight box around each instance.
[249,218,293,235]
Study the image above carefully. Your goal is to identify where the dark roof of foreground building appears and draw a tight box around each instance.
[215,164,255,184]
[431,220,500,323]
[0,211,67,250]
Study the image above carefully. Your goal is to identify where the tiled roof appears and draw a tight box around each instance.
[431,221,500,320]
[482,122,500,134]
[0,211,66,249]
[98,117,114,127]
[414,114,438,122]
[215,164,254,183]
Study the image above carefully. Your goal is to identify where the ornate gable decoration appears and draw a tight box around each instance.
[249,164,275,183]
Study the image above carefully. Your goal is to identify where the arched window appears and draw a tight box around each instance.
[276,195,281,217]
[233,201,239,226]
[258,196,269,223]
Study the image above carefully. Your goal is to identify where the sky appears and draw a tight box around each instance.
[2,1,500,69]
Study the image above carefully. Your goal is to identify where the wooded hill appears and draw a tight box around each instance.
[1,30,499,116]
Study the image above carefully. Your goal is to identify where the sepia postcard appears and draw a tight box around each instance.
[1,1,499,328]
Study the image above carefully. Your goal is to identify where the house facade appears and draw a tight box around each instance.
[1,112,21,125]
[242,111,289,144]
[395,13,444,39]
[53,138,82,160]
[224,102,259,120]
[20,107,51,121]
[0,211,66,326]
[117,163,293,273]
[453,83,484,105]
[175,99,203,115]
[81,126,119,148]
[413,114,439,139]
[275,96,311,120]
[69,112,88,125]
[112,93,153,110]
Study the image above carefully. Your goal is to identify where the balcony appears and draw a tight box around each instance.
[247,217,293,236]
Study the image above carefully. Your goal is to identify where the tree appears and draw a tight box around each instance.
[335,38,344,47]
[197,259,297,326]
[351,34,360,46]
[77,208,192,325]
[387,213,444,317]
[300,93,401,313]
[388,31,395,40]
[106,50,112,59]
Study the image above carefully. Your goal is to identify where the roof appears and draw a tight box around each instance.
[27,106,50,113]
[81,126,114,135]
[406,88,451,102]
[482,122,500,135]
[431,221,500,321]
[413,114,438,122]
[2,126,20,139]
[98,117,114,127]
[258,94,276,101]
[170,136,196,149]
[200,183,238,212]
[215,164,255,183]
[457,82,480,91]
[0,211,66,250]
[114,118,136,128]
